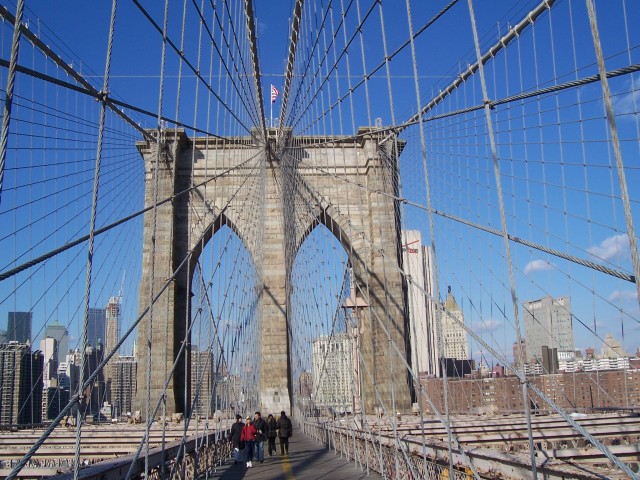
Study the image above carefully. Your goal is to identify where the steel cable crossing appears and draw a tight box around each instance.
[1,1,640,479]
[280,2,633,473]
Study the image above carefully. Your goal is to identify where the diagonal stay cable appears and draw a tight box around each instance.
[7,154,263,480]
[220,0,262,127]
[293,155,636,284]
[5,250,192,480]
[0,152,261,282]
[0,4,155,142]
[131,0,256,137]
[283,0,332,128]
[380,0,557,144]
[244,0,266,136]
[0,0,24,208]
[0,58,253,146]
[281,62,640,151]
[189,0,262,129]
[278,0,304,133]
[288,0,460,133]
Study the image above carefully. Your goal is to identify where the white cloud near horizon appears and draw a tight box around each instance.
[608,289,638,302]
[524,259,552,274]
[613,75,640,117]
[471,318,502,332]
[588,234,630,262]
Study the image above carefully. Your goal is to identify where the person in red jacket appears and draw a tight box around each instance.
[240,416,257,467]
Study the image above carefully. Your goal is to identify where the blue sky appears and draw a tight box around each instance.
[0,0,638,370]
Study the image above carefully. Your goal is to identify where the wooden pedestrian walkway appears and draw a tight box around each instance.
[203,433,383,480]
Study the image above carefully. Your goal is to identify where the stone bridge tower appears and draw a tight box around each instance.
[135,127,411,417]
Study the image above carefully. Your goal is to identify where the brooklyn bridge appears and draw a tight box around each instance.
[0,0,639,478]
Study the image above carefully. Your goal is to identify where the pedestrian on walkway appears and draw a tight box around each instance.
[266,413,278,455]
[253,411,268,463]
[241,416,257,467]
[228,414,245,465]
[276,410,293,455]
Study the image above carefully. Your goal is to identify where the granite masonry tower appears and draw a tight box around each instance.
[135,128,410,417]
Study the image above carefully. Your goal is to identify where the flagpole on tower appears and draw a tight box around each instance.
[270,84,279,129]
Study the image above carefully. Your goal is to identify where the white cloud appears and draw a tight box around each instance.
[613,75,640,116]
[588,234,630,262]
[471,318,502,332]
[524,259,552,274]
[608,289,638,302]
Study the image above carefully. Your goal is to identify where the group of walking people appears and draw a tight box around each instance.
[228,410,293,468]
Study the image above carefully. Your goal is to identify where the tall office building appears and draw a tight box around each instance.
[0,342,43,425]
[523,296,574,364]
[104,297,119,404]
[87,308,106,349]
[39,337,59,388]
[57,352,80,417]
[513,339,527,366]
[217,374,242,411]
[112,355,137,419]
[601,333,625,359]
[401,230,440,376]
[105,297,119,357]
[45,322,69,358]
[191,349,214,418]
[312,333,353,412]
[7,312,32,344]
[77,344,105,417]
[40,337,59,421]
[441,288,469,361]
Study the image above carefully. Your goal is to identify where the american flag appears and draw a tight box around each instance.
[271,84,279,103]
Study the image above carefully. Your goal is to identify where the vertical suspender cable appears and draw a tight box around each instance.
[145,0,170,475]
[73,1,118,478]
[466,0,538,476]
[585,0,640,306]
[403,0,456,476]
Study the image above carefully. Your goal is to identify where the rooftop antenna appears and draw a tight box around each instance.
[118,270,126,304]
[118,270,125,343]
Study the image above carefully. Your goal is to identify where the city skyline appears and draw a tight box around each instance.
[0,1,635,383]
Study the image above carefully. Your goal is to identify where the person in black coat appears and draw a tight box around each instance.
[228,414,245,464]
[253,411,268,463]
[265,413,278,455]
[276,410,293,454]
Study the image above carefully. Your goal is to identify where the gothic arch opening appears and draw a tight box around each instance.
[289,223,353,416]
[187,221,260,419]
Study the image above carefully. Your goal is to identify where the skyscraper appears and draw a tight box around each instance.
[312,333,353,412]
[86,308,106,349]
[402,230,427,374]
[442,287,469,361]
[112,355,137,419]
[7,312,32,344]
[80,344,105,417]
[104,297,119,404]
[401,230,439,376]
[105,297,119,357]
[40,337,59,388]
[0,342,43,425]
[191,349,214,418]
[40,337,61,422]
[44,322,69,358]
[523,296,574,364]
